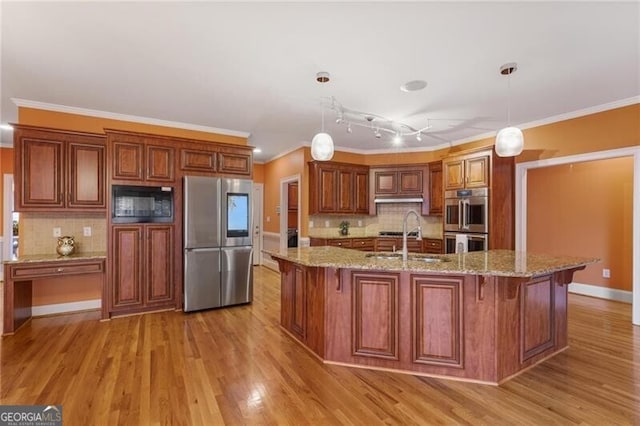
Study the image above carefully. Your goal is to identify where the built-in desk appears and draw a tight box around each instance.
[3,253,107,335]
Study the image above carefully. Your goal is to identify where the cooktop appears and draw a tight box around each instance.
[378,231,419,237]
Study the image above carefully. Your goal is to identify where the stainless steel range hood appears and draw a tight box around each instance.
[374,197,423,204]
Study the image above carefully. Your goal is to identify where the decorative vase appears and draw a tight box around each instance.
[56,236,76,256]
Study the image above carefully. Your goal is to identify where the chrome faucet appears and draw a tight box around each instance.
[402,209,423,263]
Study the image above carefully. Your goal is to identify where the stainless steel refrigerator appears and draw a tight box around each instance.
[183,176,253,312]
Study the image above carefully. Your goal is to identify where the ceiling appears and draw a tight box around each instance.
[1,2,638,162]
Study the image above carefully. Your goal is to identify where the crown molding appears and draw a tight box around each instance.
[11,98,251,138]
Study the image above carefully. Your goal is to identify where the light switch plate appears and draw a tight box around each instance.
[83,226,92,237]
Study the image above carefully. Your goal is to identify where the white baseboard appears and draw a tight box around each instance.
[569,282,632,304]
[262,258,279,272]
[32,299,102,317]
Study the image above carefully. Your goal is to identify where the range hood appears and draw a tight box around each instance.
[374,197,423,204]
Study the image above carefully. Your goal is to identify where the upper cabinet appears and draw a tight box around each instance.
[371,166,426,197]
[179,143,252,178]
[308,161,369,215]
[427,161,443,216]
[443,152,490,191]
[370,164,435,215]
[13,124,106,211]
[109,132,175,183]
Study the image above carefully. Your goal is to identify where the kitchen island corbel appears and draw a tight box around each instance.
[267,247,596,385]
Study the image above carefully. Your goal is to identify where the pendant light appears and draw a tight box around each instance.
[495,62,524,157]
[311,72,334,161]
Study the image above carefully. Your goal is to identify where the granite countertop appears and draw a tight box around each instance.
[309,234,443,240]
[4,252,107,264]
[265,247,598,278]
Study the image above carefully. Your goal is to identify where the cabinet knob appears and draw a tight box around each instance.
[57,267,64,272]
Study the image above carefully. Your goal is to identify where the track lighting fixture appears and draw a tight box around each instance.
[325,97,431,143]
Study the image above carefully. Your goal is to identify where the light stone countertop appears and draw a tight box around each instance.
[3,252,107,264]
[265,247,598,278]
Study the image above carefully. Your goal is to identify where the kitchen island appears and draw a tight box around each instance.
[266,247,597,384]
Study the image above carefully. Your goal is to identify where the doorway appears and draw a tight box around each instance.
[516,147,640,325]
[279,174,300,251]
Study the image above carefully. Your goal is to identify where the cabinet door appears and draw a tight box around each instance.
[465,155,490,188]
[411,275,464,367]
[113,141,144,181]
[318,167,338,212]
[398,169,423,195]
[146,145,175,182]
[373,170,398,195]
[291,264,307,341]
[218,152,252,177]
[352,272,400,360]
[354,170,369,214]
[180,148,216,173]
[18,138,64,208]
[111,225,144,309]
[443,160,465,191]
[337,169,354,212]
[144,225,174,304]
[68,142,105,209]
[428,162,443,215]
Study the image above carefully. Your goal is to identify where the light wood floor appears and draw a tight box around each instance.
[1,266,638,425]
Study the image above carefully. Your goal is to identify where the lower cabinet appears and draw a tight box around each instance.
[110,224,175,313]
[279,262,325,356]
[350,272,464,367]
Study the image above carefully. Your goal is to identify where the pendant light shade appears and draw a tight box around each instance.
[495,126,524,157]
[311,132,334,161]
[311,71,334,161]
[495,62,524,158]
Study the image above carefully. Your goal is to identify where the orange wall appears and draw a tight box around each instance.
[527,157,633,291]
[252,163,265,183]
[263,148,306,234]
[0,147,15,233]
[18,108,248,145]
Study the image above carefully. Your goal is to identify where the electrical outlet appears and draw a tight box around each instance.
[53,227,61,237]
[325,220,330,227]
[266,216,271,223]
[357,220,363,227]
[309,221,314,228]
[602,268,610,278]
[83,226,92,237]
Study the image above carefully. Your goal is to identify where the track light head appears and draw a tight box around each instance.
[416,133,422,142]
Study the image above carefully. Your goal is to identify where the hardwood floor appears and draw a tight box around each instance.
[1,266,638,425]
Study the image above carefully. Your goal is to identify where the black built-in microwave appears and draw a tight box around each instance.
[112,185,174,223]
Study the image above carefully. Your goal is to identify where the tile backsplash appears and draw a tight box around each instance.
[308,203,442,239]
[19,212,107,256]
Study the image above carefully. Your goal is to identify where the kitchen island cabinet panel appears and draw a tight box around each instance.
[268,247,593,384]
[411,275,463,367]
[352,272,399,360]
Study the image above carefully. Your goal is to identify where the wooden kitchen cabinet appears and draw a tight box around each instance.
[278,261,325,356]
[422,238,443,254]
[309,161,369,215]
[443,152,490,190]
[13,124,106,211]
[179,144,252,178]
[427,161,443,215]
[369,164,430,215]
[375,237,422,253]
[110,224,174,313]
[111,139,175,183]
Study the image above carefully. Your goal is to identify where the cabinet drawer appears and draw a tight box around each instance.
[423,239,443,254]
[375,238,400,252]
[351,238,375,251]
[326,239,353,248]
[11,260,104,280]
